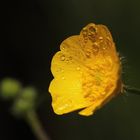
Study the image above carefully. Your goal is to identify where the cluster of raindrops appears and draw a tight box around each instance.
[80,23,115,60]
[49,23,121,116]
[59,53,74,64]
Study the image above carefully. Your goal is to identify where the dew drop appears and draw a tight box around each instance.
[87,82,93,87]
[84,92,96,102]
[61,43,67,51]
[94,42,98,46]
[60,55,65,61]
[85,48,92,58]
[56,68,64,73]
[100,92,106,96]
[99,36,103,40]
[105,57,112,67]
[62,77,65,80]
[89,25,96,33]
[69,56,72,61]
[76,67,80,71]
[92,44,99,55]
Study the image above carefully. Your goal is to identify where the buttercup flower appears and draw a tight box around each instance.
[49,23,122,116]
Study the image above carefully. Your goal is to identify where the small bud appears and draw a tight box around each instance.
[12,99,33,115]
[20,87,37,102]
[12,87,37,115]
[0,78,21,99]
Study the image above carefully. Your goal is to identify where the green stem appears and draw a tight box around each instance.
[124,86,140,96]
[26,110,50,140]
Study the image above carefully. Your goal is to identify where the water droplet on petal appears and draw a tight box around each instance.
[92,44,99,55]
[99,36,103,40]
[87,82,93,87]
[60,55,65,61]
[100,92,106,96]
[76,67,80,71]
[62,77,65,80]
[56,68,64,73]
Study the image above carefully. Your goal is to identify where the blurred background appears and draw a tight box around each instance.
[1,0,140,140]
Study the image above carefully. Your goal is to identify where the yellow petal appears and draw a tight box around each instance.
[49,23,122,116]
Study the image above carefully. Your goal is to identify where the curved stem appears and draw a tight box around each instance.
[124,86,140,96]
[26,110,50,140]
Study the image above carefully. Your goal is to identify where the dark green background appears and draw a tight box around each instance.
[1,0,140,140]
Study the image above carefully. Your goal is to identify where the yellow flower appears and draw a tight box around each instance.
[49,23,122,116]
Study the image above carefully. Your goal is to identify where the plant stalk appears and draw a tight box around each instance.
[26,110,50,140]
[124,86,140,95]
